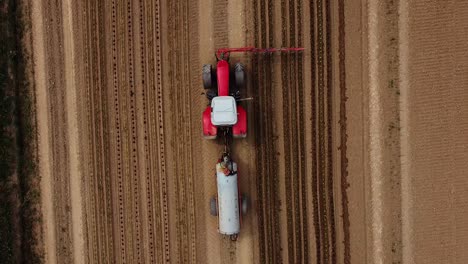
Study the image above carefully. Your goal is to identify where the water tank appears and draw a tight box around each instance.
[216,162,240,235]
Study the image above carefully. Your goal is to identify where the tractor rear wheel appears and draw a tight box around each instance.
[210,196,218,216]
[241,195,248,215]
[234,63,245,89]
[202,64,213,89]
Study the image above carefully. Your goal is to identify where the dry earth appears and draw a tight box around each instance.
[29,0,468,263]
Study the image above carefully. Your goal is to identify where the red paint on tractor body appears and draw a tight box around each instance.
[217,60,230,96]
[232,105,247,138]
[203,106,217,139]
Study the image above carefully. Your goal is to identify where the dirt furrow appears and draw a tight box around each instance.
[114,1,128,262]
[318,0,332,261]
[89,0,105,260]
[124,1,143,261]
[186,0,197,257]
[168,3,182,262]
[337,0,351,261]
[98,0,114,260]
[187,0,199,261]
[325,1,337,263]
[279,0,294,262]
[310,0,337,263]
[295,1,309,262]
[251,0,282,263]
[134,1,168,263]
[251,1,266,262]
[267,0,283,262]
[150,0,171,262]
[165,2,181,262]
[123,1,144,262]
[82,0,98,261]
[317,0,329,259]
[279,0,308,263]
[309,0,321,262]
[289,0,302,261]
[288,1,308,263]
[259,8,270,258]
[133,0,153,262]
[136,1,154,263]
[250,5,266,259]
[288,1,299,260]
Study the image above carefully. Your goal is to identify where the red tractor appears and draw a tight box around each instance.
[202,47,304,240]
[202,52,247,139]
[201,47,304,139]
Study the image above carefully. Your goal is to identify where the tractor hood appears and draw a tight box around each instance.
[211,96,238,126]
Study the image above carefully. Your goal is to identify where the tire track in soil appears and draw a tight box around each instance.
[166,0,197,262]
[43,0,74,262]
[252,0,282,263]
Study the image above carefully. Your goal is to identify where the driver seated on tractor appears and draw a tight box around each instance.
[217,155,237,176]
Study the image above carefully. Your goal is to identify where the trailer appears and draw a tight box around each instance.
[210,153,248,241]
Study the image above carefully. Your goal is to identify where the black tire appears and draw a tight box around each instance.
[202,64,212,89]
[241,195,248,215]
[210,196,218,216]
[234,63,245,89]
[206,89,217,100]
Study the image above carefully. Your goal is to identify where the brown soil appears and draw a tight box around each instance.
[31,0,468,263]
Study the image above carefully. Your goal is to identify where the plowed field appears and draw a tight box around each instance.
[32,0,348,263]
[31,0,468,263]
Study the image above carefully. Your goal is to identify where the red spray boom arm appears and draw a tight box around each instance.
[216,46,305,59]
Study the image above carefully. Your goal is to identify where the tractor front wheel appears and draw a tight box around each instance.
[210,196,218,216]
[202,64,213,89]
